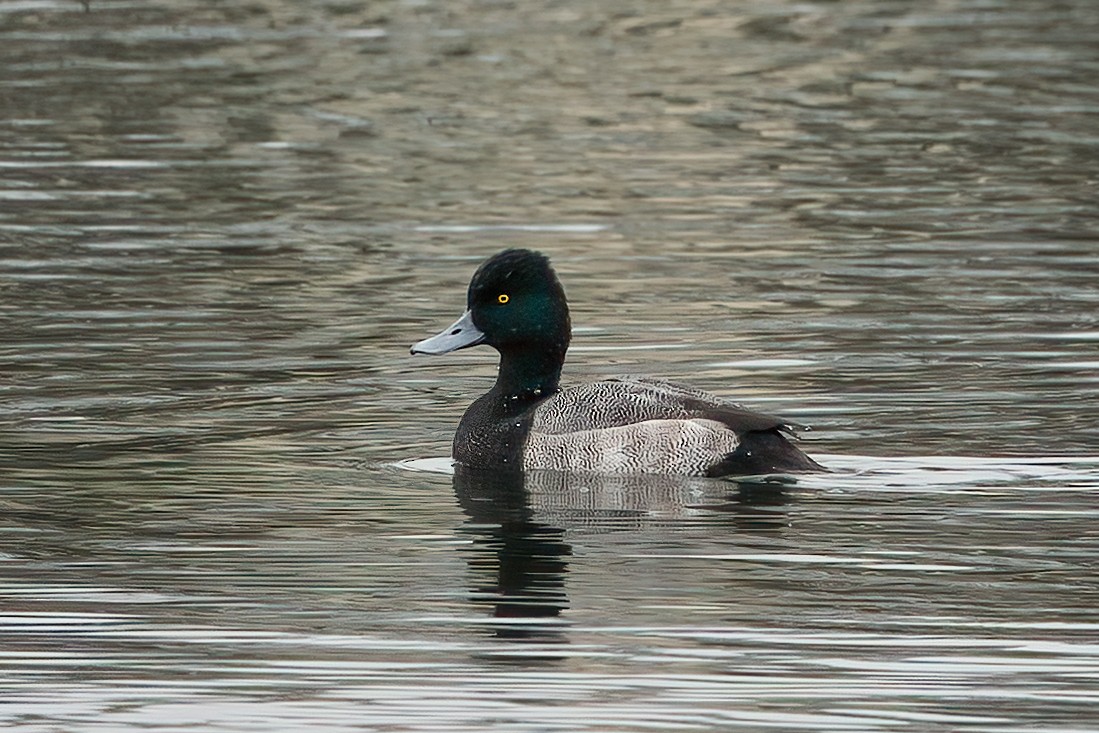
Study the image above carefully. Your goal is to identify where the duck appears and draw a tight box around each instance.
[411,248,823,476]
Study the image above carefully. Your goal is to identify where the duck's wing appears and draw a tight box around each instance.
[522,377,819,476]
[530,376,790,436]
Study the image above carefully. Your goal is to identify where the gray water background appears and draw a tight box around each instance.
[2,0,1098,730]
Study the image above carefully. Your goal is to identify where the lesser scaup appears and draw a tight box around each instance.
[411,248,823,476]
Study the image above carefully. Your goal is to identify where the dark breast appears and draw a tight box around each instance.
[452,391,537,470]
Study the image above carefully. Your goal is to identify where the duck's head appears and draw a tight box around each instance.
[411,249,572,362]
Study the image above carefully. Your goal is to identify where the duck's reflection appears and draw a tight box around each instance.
[454,467,571,643]
[454,466,796,644]
[703,478,796,532]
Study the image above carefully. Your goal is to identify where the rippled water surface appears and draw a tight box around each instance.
[2,1,1098,731]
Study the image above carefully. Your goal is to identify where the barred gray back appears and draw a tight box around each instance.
[529,377,746,434]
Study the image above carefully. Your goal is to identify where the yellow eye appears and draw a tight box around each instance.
[497,293,509,304]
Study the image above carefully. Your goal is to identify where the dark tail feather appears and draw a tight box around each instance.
[705,429,825,477]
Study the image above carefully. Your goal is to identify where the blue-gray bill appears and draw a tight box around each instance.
[410,310,486,355]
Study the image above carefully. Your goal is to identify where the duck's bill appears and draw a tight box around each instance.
[410,310,486,355]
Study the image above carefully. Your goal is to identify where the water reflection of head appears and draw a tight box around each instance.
[454,466,571,647]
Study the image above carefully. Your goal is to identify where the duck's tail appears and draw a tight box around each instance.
[705,429,826,477]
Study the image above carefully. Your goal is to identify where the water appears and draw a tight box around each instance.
[2,0,1099,730]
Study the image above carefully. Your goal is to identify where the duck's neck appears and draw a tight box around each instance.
[493,347,564,402]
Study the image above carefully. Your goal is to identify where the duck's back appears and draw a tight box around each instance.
[522,377,820,476]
